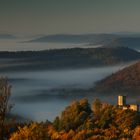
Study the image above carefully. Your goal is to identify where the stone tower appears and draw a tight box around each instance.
[118,95,126,106]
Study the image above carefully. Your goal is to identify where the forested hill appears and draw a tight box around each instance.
[94,61,140,95]
[0,47,140,71]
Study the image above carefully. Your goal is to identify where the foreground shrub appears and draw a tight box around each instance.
[10,123,50,140]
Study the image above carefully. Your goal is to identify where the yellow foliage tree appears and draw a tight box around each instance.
[133,126,140,140]
[10,123,50,140]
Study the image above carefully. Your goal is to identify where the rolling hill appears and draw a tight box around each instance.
[0,47,140,71]
[94,61,140,96]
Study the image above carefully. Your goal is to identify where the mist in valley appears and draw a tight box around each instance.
[0,64,132,121]
[0,38,101,51]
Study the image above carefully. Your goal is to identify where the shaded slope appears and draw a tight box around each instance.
[94,61,140,95]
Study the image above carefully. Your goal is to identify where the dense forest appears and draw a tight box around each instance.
[0,77,140,140]
[94,61,140,96]
[0,47,140,72]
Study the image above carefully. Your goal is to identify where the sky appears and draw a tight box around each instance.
[0,0,140,35]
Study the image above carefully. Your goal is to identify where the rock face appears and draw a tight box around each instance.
[94,61,140,96]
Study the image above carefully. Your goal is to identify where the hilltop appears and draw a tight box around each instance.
[94,61,140,96]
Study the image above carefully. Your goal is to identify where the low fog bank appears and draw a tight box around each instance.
[2,63,133,121]
[0,38,101,51]
[5,64,129,98]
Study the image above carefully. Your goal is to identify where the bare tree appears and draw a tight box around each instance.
[0,77,12,139]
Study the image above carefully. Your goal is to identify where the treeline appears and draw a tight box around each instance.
[0,47,140,62]
[0,47,140,72]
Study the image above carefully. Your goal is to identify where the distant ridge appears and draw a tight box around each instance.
[26,34,140,51]
[28,34,118,45]
[0,33,17,39]
[94,61,140,96]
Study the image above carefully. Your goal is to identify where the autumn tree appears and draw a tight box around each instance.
[10,123,50,140]
[114,109,140,138]
[53,116,60,131]
[92,98,102,119]
[133,126,140,140]
[54,98,92,131]
[97,104,115,129]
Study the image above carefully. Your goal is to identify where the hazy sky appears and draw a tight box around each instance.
[0,0,140,34]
